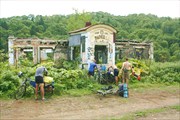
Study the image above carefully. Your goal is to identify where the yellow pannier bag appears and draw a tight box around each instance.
[44,76,53,83]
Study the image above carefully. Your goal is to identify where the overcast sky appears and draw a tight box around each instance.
[0,0,179,18]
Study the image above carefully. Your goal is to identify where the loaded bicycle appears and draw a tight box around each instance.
[14,72,54,100]
[94,69,115,84]
[97,84,129,98]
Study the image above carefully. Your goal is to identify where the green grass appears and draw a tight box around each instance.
[64,89,93,97]
[117,104,180,120]
[170,105,180,111]
[129,82,179,93]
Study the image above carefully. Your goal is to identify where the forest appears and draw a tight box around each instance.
[0,11,180,62]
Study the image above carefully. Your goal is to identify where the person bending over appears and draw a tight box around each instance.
[88,59,97,77]
[35,66,48,101]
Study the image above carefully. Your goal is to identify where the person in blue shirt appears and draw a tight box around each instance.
[88,59,97,77]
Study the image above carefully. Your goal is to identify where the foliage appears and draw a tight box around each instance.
[0,50,9,65]
[54,58,79,70]
[0,54,104,98]
[0,66,20,98]
[67,9,93,31]
[140,62,180,83]
[0,50,179,99]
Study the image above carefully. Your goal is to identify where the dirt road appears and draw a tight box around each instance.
[0,86,179,119]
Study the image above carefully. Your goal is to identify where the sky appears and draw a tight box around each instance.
[0,0,180,18]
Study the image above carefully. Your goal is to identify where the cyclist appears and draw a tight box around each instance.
[35,66,48,101]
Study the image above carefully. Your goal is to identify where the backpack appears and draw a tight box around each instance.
[118,84,124,97]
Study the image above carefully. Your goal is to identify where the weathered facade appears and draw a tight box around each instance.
[115,40,153,60]
[69,24,117,68]
[8,36,68,65]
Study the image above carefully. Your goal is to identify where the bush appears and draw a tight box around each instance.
[1,58,179,99]
[140,61,180,83]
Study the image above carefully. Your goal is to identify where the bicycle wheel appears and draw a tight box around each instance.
[45,85,54,95]
[15,85,26,100]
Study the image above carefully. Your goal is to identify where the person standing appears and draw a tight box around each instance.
[35,66,48,101]
[113,65,119,85]
[121,58,132,85]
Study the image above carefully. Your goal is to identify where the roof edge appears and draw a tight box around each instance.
[69,23,117,34]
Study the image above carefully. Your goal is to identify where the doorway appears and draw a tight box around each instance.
[94,45,107,64]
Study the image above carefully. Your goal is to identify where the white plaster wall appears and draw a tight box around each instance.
[8,38,14,65]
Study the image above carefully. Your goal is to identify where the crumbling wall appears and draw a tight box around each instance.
[8,36,68,65]
[115,41,153,60]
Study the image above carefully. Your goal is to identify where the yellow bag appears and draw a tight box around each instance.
[133,67,141,75]
[44,76,53,83]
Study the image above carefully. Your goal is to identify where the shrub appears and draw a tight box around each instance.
[141,61,180,83]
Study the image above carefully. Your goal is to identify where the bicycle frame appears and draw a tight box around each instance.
[15,78,31,100]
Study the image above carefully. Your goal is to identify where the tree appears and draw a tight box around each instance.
[67,9,92,31]
[162,21,176,34]
[170,43,179,53]
[154,49,170,62]
[159,40,168,48]
[0,19,8,30]
[30,25,36,36]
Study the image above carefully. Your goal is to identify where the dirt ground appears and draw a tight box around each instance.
[0,86,179,120]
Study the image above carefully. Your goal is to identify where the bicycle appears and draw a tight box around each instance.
[14,77,31,100]
[97,84,128,97]
[97,85,117,96]
[94,69,115,84]
[14,72,54,100]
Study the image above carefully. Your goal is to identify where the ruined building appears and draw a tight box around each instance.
[8,23,153,67]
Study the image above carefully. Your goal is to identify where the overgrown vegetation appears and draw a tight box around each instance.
[0,50,179,99]
[140,61,180,84]
[0,56,103,98]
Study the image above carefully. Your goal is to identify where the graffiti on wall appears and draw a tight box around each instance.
[94,30,111,43]
[87,47,93,60]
